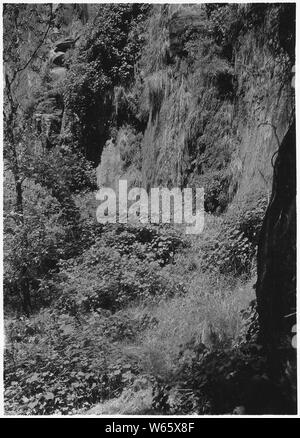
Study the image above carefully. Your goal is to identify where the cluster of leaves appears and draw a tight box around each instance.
[3,141,97,313]
[63,4,151,161]
[206,3,295,63]
[55,224,187,315]
[234,299,259,347]
[202,196,268,276]
[3,176,68,312]
[4,3,296,417]
[101,223,187,266]
[142,283,295,415]
[4,310,140,415]
[202,172,231,213]
[27,146,97,195]
[173,344,269,414]
[152,321,295,415]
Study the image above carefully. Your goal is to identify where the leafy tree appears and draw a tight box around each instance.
[63,4,151,162]
[3,4,54,314]
[4,174,67,312]
[3,5,97,314]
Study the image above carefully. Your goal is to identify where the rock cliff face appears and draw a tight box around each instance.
[32,5,295,215]
[92,5,294,222]
[138,5,294,208]
[32,8,80,149]
[32,4,98,149]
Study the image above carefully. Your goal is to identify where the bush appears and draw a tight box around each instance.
[4,175,69,312]
[150,296,294,415]
[101,223,187,265]
[131,275,255,381]
[54,224,187,314]
[4,310,139,414]
[153,336,296,415]
[157,344,268,414]
[202,196,268,276]
[63,4,151,160]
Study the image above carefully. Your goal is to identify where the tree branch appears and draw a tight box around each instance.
[9,4,54,87]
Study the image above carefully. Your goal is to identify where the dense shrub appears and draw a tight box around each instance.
[63,4,151,161]
[4,310,139,414]
[54,224,187,314]
[3,143,97,313]
[153,335,296,415]
[202,196,268,276]
[4,175,69,312]
[28,146,97,195]
[133,275,255,380]
[150,297,295,415]
[160,344,268,414]
[101,223,187,265]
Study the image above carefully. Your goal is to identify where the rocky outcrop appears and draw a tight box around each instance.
[50,37,75,67]
[55,38,75,53]
[168,7,205,56]
[49,66,67,82]
[33,35,77,147]
[34,92,63,148]
[51,51,65,67]
[31,4,89,149]
[138,5,294,213]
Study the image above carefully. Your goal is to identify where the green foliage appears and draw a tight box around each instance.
[4,310,139,414]
[149,296,293,415]
[3,142,97,313]
[202,172,231,213]
[56,224,187,314]
[167,344,267,414]
[3,3,296,416]
[63,4,151,160]
[134,274,255,381]
[202,196,268,276]
[4,174,68,312]
[28,146,97,195]
[101,223,187,266]
[153,331,295,415]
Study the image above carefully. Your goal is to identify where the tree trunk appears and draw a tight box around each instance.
[256,118,296,379]
[5,84,31,315]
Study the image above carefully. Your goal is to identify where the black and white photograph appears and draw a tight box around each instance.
[2,1,297,417]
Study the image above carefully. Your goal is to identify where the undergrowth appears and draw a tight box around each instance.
[4,205,264,414]
[4,3,296,416]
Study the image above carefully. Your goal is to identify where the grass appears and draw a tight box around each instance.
[84,387,153,415]
[126,267,255,382]
[4,191,261,415]
[4,206,258,414]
